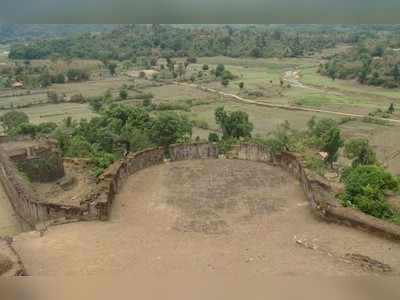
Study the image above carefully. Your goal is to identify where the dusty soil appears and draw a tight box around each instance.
[13,159,400,276]
[0,183,21,236]
[32,163,96,206]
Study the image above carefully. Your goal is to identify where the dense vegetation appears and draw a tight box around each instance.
[0,24,115,42]
[320,32,400,88]
[8,24,382,61]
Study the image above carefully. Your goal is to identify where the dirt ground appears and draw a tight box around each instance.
[13,159,400,276]
[0,183,21,236]
[32,162,96,206]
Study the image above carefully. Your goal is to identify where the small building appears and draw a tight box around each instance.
[11,81,24,89]
[318,151,328,160]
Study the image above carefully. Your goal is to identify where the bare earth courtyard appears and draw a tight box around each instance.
[13,159,400,276]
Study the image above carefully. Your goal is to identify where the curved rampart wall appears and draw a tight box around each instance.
[1,142,400,241]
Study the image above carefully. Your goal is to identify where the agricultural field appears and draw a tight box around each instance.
[1,53,400,174]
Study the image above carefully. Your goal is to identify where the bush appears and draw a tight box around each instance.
[216,137,236,154]
[208,132,219,142]
[134,92,154,100]
[304,156,327,176]
[70,94,85,103]
[0,110,29,134]
[191,119,209,129]
[142,98,153,107]
[202,64,209,71]
[66,68,89,82]
[119,89,128,100]
[340,165,399,219]
[344,138,377,167]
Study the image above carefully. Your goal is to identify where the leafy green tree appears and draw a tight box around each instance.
[238,82,244,89]
[119,89,128,100]
[66,69,89,82]
[215,106,253,139]
[47,91,60,103]
[344,138,377,167]
[202,64,209,71]
[107,62,118,76]
[53,73,66,84]
[392,64,400,82]
[88,96,106,112]
[215,64,225,77]
[0,111,29,134]
[327,61,337,81]
[387,103,395,114]
[208,132,219,142]
[321,127,343,167]
[358,63,370,84]
[39,72,52,87]
[150,112,192,147]
[308,117,337,139]
[221,78,229,86]
[177,63,185,79]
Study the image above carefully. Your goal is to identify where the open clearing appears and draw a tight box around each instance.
[13,159,400,276]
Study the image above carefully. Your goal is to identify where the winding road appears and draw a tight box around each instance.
[174,79,400,125]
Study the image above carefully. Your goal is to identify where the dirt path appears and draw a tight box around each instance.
[13,159,400,276]
[175,82,400,125]
[0,182,21,236]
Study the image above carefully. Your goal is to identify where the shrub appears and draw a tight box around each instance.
[119,89,128,100]
[208,132,219,142]
[191,119,209,129]
[304,156,327,176]
[340,165,399,219]
[344,139,377,167]
[70,94,85,103]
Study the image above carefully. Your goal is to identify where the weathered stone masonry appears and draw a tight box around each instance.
[1,142,400,241]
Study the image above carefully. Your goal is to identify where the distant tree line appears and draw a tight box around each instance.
[8,24,371,61]
[320,34,400,88]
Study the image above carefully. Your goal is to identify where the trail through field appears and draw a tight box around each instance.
[175,82,400,125]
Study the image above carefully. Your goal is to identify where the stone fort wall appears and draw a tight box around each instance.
[1,142,400,241]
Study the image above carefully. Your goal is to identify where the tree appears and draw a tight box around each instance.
[392,64,400,82]
[66,69,89,82]
[215,64,225,77]
[88,96,106,112]
[119,89,128,100]
[358,64,370,84]
[208,132,219,142]
[0,111,29,134]
[387,103,395,114]
[327,61,337,81]
[150,112,192,147]
[221,78,229,86]
[202,64,209,71]
[321,127,343,167]
[344,138,377,167]
[238,82,244,89]
[39,72,52,87]
[107,62,118,76]
[177,63,185,79]
[53,73,65,84]
[47,91,59,103]
[215,106,253,139]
